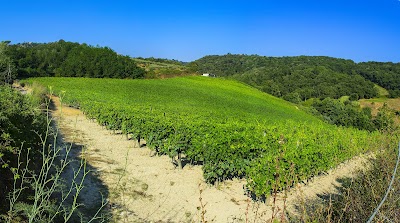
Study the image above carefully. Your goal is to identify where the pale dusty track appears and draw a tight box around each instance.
[50,96,369,222]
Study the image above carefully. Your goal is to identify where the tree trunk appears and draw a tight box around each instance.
[177,152,182,169]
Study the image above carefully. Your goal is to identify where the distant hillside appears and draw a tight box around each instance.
[192,54,379,102]
[194,54,359,77]
[133,57,196,78]
[134,57,186,66]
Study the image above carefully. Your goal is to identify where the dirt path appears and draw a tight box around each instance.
[50,96,370,222]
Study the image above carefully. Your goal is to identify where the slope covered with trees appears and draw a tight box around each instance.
[357,62,400,98]
[5,40,145,79]
[192,54,379,102]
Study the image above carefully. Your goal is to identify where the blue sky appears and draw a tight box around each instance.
[1,0,400,62]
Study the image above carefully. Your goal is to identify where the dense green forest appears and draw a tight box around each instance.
[192,54,400,100]
[5,40,145,79]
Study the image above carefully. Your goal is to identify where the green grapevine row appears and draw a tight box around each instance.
[78,100,385,197]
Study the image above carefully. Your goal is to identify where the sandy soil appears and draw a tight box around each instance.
[50,96,370,222]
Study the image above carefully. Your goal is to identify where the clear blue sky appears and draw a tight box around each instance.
[1,0,400,62]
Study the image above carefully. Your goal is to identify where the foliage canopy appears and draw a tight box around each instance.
[6,40,145,79]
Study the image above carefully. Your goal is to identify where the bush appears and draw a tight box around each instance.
[311,98,375,131]
[0,85,47,215]
[349,93,359,101]
[296,136,399,222]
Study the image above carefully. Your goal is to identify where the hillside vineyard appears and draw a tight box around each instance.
[27,76,394,197]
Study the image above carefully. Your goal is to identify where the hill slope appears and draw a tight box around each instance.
[33,76,317,123]
[133,57,193,78]
[27,76,388,197]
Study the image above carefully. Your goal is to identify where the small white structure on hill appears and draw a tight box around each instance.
[202,73,216,77]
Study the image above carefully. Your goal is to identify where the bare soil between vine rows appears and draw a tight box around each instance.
[51,96,370,222]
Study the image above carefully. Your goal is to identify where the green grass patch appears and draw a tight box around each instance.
[360,97,388,103]
[374,84,389,97]
[338,95,349,102]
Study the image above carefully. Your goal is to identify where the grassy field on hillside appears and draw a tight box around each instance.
[374,84,390,97]
[26,76,394,197]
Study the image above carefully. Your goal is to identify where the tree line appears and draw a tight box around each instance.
[4,40,145,80]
